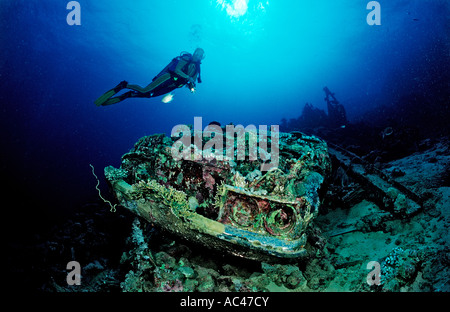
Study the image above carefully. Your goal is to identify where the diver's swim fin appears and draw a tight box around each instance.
[95,90,115,106]
[101,97,123,106]
[94,80,128,106]
[100,91,137,106]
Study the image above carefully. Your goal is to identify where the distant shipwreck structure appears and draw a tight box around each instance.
[281,87,348,132]
[323,86,347,128]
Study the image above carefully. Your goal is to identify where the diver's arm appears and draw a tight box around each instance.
[173,59,193,81]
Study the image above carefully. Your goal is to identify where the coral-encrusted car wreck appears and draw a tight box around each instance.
[104,128,331,260]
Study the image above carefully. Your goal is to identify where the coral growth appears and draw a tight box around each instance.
[105,129,331,260]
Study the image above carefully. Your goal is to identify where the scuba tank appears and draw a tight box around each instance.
[152,52,202,83]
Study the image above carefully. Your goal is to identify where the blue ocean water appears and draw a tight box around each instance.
[1,0,448,226]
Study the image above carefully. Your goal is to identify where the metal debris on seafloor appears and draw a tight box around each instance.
[104,129,331,260]
[327,143,422,216]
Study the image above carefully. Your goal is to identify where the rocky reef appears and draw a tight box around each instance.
[118,217,313,292]
[25,132,448,293]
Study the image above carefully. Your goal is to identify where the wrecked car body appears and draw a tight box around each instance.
[104,129,331,260]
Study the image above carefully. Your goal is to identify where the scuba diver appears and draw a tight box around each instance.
[95,48,205,106]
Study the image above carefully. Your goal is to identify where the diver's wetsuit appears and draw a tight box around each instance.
[95,53,201,106]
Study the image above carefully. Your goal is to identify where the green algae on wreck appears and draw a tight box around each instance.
[105,129,331,260]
